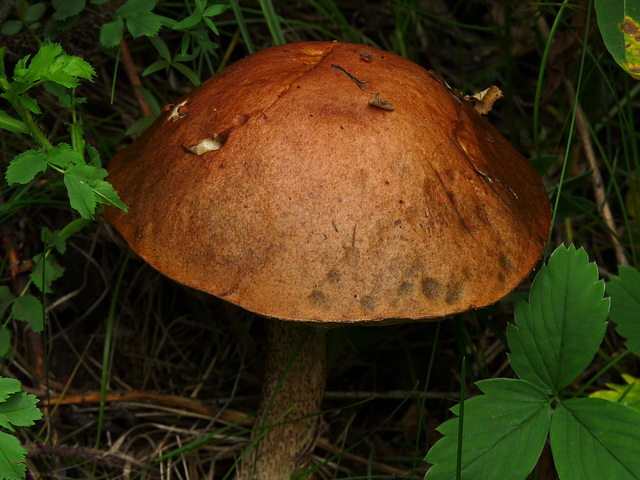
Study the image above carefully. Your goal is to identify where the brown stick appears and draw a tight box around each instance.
[120,39,153,117]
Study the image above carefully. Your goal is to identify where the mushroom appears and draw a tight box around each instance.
[103,41,551,479]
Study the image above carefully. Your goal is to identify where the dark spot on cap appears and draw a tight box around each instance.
[398,281,414,296]
[421,277,442,300]
[326,268,341,283]
[406,259,424,278]
[360,296,375,312]
[359,51,374,62]
[445,282,462,304]
[309,290,330,309]
[500,252,513,272]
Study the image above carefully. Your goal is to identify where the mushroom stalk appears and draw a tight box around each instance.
[237,321,327,479]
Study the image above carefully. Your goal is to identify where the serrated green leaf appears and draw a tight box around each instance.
[0,392,43,431]
[19,93,40,114]
[118,0,157,17]
[0,379,21,403]
[30,253,65,295]
[92,180,128,212]
[64,170,97,218]
[57,55,95,82]
[25,43,63,83]
[11,295,44,331]
[0,111,28,134]
[45,54,94,88]
[47,143,84,168]
[607,266,640,353]
[595,0,640,79]
[590,374,640,412]
[52,0,86,20]
[5,149,47,185]
[0,430,28,480]
[425,379,551,480]
[551,398,640,479]
[507,245,609,394]
[86,144,101,168]
[100,17,125,48]
[0,287,15,319]
[120,0,162,39]
[43,82,72,108]
[69,164,107,182]
[41,227,67,255]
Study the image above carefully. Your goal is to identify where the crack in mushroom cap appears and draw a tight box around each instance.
[103,41,552,323]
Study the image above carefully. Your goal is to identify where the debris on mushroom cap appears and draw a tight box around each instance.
[465,85,503,115]
[167,100,188,121]
[103,41,552,323]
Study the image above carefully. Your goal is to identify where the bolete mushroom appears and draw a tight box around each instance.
[103,41,551,479]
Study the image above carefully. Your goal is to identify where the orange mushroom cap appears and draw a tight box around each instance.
[103,41,551,323]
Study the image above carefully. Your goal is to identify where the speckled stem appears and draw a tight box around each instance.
[237,321,327,480]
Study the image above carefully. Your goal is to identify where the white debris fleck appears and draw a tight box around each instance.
[189,134,225,155]
[167,100,188,121]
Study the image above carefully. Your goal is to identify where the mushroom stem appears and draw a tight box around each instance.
[237,321,327,479]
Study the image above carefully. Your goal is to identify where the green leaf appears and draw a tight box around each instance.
[18,93,40,114]
[0,111,28,134]
[47,142,84,169]
[149,35,171,61]
[25,3,47,23]
[11,295,44,332]
[606,266,640,353]
[0,287,15,319]
[551,398,640,479]
[0,379,21,403]
[172,62,200,86]
[52,0,86,20]
[0,21,23,36]
[85,144,100,168]
[0,392,42,431]
[92,180,128,212]
[595,0,640,79]
[43,81,72,108]
[120,0,162,38]
[203,17,219,35]
[173,12,201,30]
[590,374,640,412]
[142,59,169,77]
[25,43,63,82]
[425,379,551,480]
[507,245,609,394]
[0,379,42,479]
[30,253,65,295]
[0,430,28,480]
[64,169,98,218]
[203,4,228,17]
[100,17,125,49]
[41,227,67,255]
[45,54,95,88]
[5,149,47,185]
